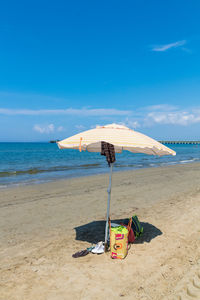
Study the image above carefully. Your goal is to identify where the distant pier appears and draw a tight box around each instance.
[159,141,200,145]
[49,140,200,145]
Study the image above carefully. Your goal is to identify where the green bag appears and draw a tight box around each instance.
[131,215,143,239]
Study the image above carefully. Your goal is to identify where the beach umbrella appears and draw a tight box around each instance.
[57,123,176,248]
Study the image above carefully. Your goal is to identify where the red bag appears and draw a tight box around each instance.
[121,218,135,243]
[128,227,135,243]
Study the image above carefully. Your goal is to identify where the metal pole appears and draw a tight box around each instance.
[104,162,113,250]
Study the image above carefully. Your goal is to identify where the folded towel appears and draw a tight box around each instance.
[101,141,116,166]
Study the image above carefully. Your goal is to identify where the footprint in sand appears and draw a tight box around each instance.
[175,271,200,299]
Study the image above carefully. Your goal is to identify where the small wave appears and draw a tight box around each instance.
[0,185,8,189]
[0,163,102,178]
[0,169,42,177]
[114,164,137,168]
[160,161,178,166]
[179,159,196,164]
[80,163,100,168]
[160,159,199,167]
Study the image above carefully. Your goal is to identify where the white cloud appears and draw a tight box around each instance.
[33,124,65,134]
[75,124,86,131]
[57,126,64,132]
[124,119,141,129]
[121,106,200,128]
[34,124,55,134]
[152,40,186,52]
[146,111,200,126]
[3,104,200,130]
[144,104,178,112]
[0,107,131,116]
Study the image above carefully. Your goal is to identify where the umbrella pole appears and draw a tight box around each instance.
[104,162,113,251]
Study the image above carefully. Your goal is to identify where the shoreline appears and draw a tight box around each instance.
[1,159,200,190]
[1,162,200,299]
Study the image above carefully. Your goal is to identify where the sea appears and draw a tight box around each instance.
[0,142,200,188]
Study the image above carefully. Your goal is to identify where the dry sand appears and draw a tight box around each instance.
[0,163,200,300]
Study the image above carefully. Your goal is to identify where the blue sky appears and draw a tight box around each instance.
[0,0,200,141]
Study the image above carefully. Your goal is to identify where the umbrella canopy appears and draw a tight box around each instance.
[57,123,176,156]
[57,123,176,250]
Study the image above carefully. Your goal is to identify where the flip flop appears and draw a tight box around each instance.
[72,249,89,258]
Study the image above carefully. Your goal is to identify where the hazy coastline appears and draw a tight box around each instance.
[1,142,200,189]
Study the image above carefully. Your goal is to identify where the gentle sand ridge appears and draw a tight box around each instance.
[0,163,200,299]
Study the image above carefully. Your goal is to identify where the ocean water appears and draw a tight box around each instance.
[0,142,200,188]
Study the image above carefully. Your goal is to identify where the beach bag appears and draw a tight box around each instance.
[131,215,143,239]
[120,218,135,243]
[109,224,128,259]
[127,226,135,243]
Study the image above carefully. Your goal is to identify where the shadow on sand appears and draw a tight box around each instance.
[74,219,162,244]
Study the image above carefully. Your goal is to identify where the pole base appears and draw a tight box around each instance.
[104,242,109,252]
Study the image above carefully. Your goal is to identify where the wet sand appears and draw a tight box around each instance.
[0,163,200,299]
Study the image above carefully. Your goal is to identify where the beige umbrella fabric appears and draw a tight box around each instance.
[57,123,176,248]
[57,123,176,156]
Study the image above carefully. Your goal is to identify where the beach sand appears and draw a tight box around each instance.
[0,163,200,300]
